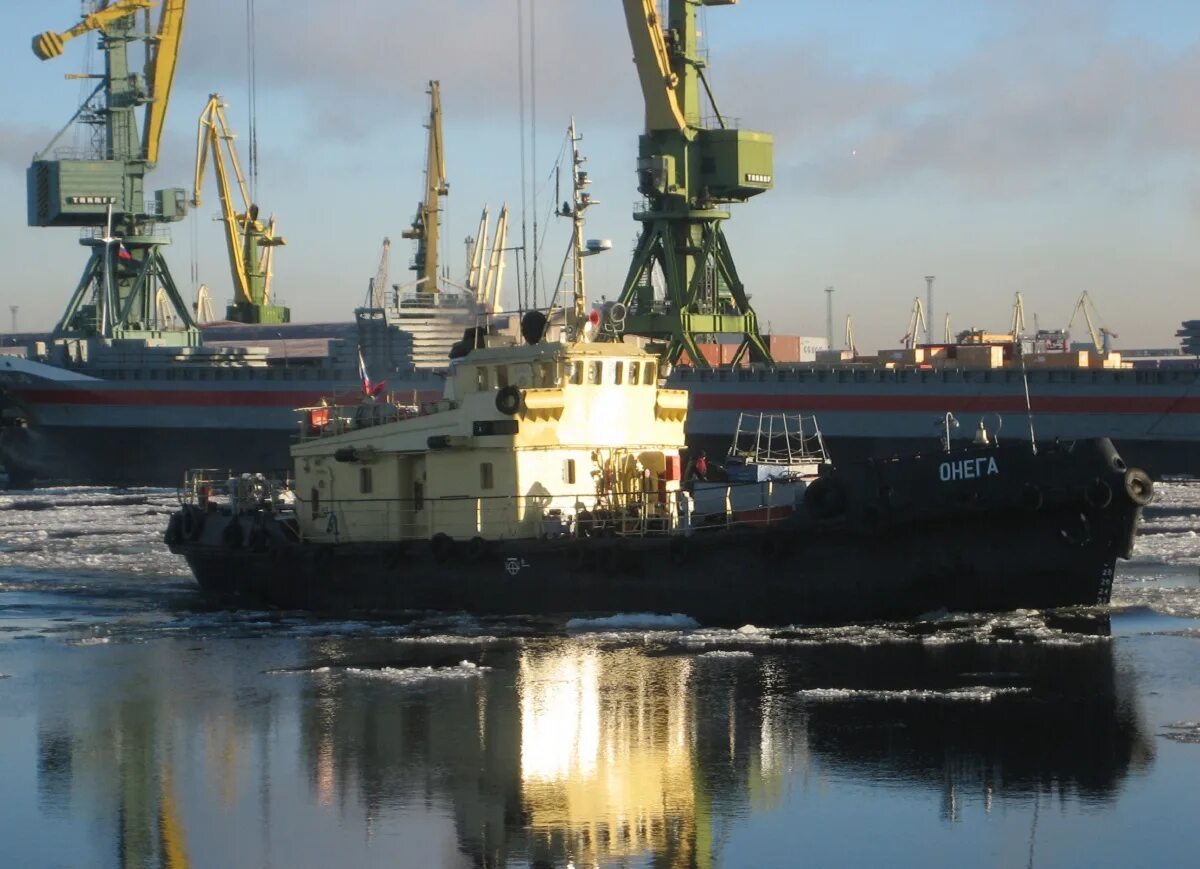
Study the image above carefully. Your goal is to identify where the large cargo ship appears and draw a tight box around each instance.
[673,355,1200,479]
[0,7,497,487]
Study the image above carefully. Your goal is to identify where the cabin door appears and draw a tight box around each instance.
[406,457,426,539]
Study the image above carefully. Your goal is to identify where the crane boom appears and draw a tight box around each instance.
[1067,291,1103,349]
[483,205,510,313]
[370,238,391,309]
[143,0,187,167]
[1010,292,1026,340]
[193,94,288,323]
[32,0,153,60]
[621,0,688,133]
[900,297,926,349]
[402,81,449,294]
[467,207,489,294]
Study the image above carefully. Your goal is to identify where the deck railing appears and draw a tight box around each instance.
[179,470,805,544]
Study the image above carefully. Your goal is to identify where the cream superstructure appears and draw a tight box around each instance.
[292,338,687,544]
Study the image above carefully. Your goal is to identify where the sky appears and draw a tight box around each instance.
[2,0,1199,353]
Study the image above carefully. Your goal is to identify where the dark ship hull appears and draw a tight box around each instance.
[167,438,1149,627]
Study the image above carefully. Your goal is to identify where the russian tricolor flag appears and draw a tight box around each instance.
[117,242,133,261]
[357,347,386,396]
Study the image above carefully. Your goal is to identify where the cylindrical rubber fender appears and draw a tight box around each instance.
[1123,469,1153,506]
[222,520,244,550]
[805,476,846,520]
[467,536,489,561]
[495,385,522,416]
[1020,483,1043,512]
[431,532,455,562]
[1084,478,1113,509]
[183,507,206,541]
[163,512,183,545]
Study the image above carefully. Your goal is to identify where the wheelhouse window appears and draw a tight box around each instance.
[311,489,319,520]
[359,467,373,494]
[563,458,576,485]
[480,462,495,490]
[629,361,640,385]
[534,362,556,388]
[568,361,583,385]
[613,361,624,385]
[587,361,602,385]
[476,367,489,391]
[643,362,657,383]
[495,365,509,388]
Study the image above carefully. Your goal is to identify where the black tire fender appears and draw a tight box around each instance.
[181,507,204,541]
[805,476,845,520]
[431,532,454,562]
[467,536,488,561]
[495,385,522,416]
[1123,469,1153,506]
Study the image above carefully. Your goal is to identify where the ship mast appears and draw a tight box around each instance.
[552,119,609,343]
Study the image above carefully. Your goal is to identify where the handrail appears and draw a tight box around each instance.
[180,468,808,544]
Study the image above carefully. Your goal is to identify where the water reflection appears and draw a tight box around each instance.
[26,617,1152,867]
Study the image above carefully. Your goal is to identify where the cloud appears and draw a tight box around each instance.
[714,1,1200,198]
[176,0,640,140]
[0,124,58,170]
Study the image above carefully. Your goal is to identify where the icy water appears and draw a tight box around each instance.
[0,486,1198,868]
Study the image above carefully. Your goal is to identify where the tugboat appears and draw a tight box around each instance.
[164,127,1152,627]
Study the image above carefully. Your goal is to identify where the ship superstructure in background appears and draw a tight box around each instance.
[360,80,495,369]
[677,291,1200,477]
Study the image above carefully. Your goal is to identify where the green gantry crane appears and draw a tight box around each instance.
[616,0,774,366]
[28,0,197,345]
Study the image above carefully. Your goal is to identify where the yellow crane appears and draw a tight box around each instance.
[1011,292,1026,340]
[899,297,927,349]
[1067,290,1117,352]
[34,0,185,168]
[402,81,449,296]
[368,238,391,309]
[193,93,289,324]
